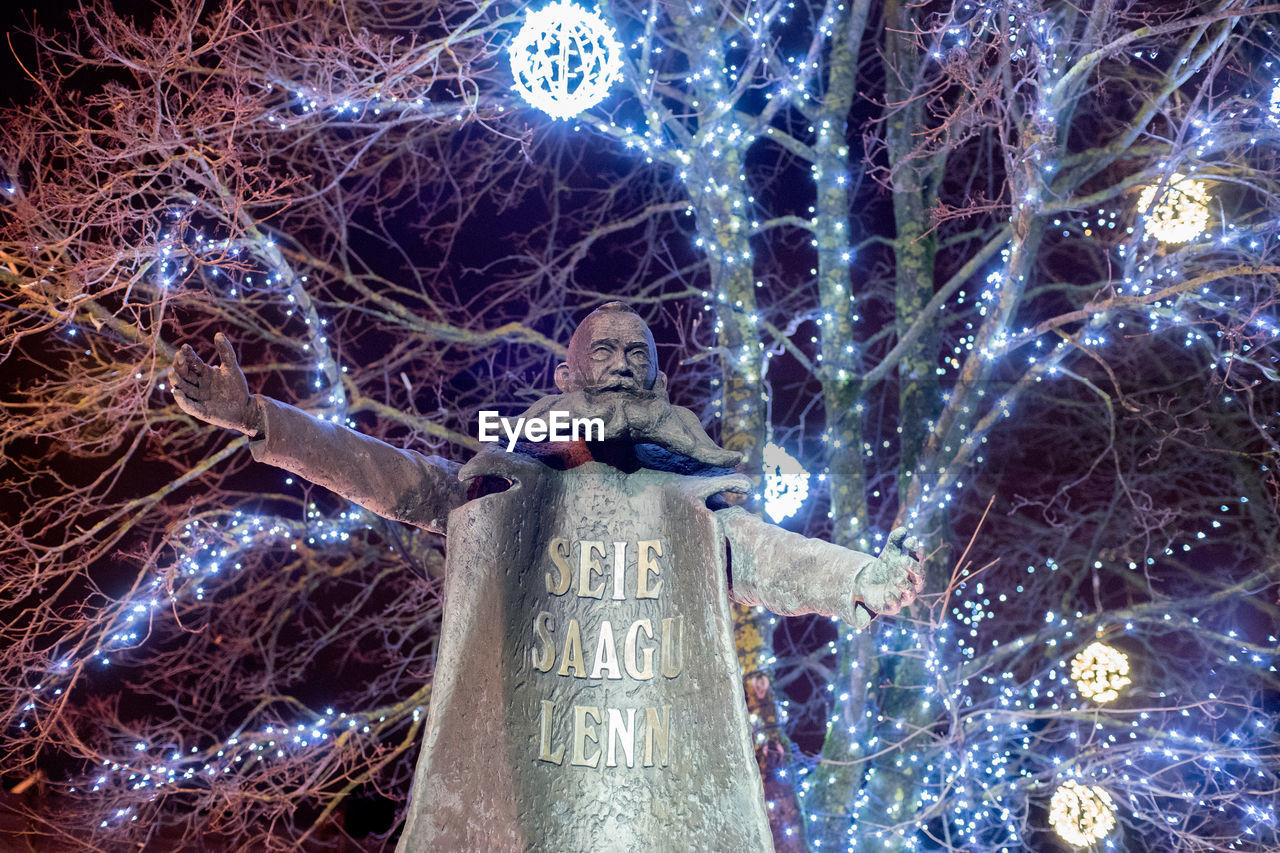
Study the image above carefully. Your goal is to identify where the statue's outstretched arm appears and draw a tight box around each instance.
[249,397,465,534]
[716,507,924,628]
[171,334,466,535]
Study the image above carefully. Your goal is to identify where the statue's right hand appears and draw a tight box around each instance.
[171,332,260,435]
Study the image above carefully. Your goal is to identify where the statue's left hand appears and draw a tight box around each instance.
[857,527,925,618]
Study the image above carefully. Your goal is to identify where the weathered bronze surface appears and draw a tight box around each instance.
[171,302,924,851]
[398,452,772,849]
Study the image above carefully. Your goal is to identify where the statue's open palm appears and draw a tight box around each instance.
[171,333,258,434]
[860,528,925,617]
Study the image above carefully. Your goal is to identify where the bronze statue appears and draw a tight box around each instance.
[172,302,923,851]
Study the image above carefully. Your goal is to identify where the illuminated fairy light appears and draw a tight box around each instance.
[1269,82,1280,122]
[11,506,376,731]
[762,442,809,522]
[1136,173,1210,244]
[1070,641,1131,704]
[508,1,622,119]
[27,12,1280,853]
[1049,780,1117,847]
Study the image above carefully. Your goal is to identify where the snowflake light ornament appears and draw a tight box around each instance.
[1069,641,1131,704]
[508,1,622,120]
[1136,173,1210,244]
[1049,780,1118,847]
[762,442,810,523]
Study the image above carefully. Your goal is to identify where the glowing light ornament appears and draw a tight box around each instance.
[762,442,809,523]
[1136,173,1210,244]
[1049,780,1118,847]
[1069,641,1131,704]
[1269,82,1280,123]
[508,1,622,119]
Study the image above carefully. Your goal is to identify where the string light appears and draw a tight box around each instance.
[1069,641,1131,704]
[1048,780,1117,847]
[762,442,809,522]
[508,1,622,119]
[19,5,1279,850]
[1136,174,1210,244]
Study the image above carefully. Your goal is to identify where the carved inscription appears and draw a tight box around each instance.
[530,537,679,769]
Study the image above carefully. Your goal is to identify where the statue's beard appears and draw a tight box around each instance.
[572,385,665,436]
[580,382,659,401]
[516,380,741,469]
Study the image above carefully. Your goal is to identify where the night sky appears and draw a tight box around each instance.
[1,2,1277,850]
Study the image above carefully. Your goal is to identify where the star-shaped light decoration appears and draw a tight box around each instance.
[762,442,810,523]
[1048,780,1118,847]
[508,1,622,120]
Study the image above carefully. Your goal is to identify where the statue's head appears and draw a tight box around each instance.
[555,302,662,395]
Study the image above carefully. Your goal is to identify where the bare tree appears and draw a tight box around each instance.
[1,0,1277,850]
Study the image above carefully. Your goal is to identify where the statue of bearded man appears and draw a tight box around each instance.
[172,301,923,852]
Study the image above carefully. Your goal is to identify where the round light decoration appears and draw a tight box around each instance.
[1269,82,1280,123]
[508,1,622,120]
[762,442,810,523]
[1136,173,1210,244]
[1069,641,1131,704]
[1049,780,1118,847]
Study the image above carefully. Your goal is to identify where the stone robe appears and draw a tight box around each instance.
[248,397,876,852]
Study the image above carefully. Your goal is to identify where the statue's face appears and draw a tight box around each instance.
[557,310,658,393]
